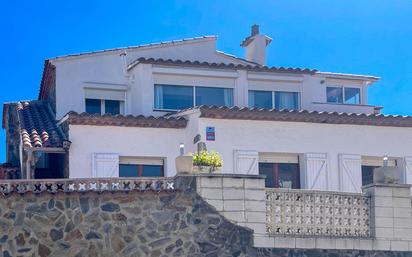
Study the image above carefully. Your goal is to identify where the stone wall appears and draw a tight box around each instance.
[0,176,410,257]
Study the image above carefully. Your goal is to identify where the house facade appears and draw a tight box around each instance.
[2,25,412,193]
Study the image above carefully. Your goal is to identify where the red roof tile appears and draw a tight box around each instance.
[14,101,67,148]
[176,106,412,128]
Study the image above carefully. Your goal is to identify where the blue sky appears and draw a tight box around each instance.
[1,0,412,162]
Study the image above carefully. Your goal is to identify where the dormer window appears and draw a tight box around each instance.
[327,86,361,105]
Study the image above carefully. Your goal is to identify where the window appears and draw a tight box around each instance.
[85,98,123,115]
[196,87,233,107]
[344,87,361,104]
[85,99,101,114]
[327,86,361,104]
[154,84,193,110]
[154,84,234,111]
[119,157,164,177]
[258,153,300,188]
[275,91,300,110]
[249,90,272,109]
[361,156,397,186]
[105,100,120,115]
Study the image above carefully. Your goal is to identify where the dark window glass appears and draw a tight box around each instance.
[362,165,378,186]
[119,164,163,177]
[344,87,361,104]
[119,164,137,177]
[259,163,275,188]
[85,99,101,114]
[327,87,343,103]
[154,84,193,110]
[141,165,163,177]
[105,100,120,115]
[275,92,300,110]
[259,163,300,189]
[249,90,272,109]
[195,87,233,107]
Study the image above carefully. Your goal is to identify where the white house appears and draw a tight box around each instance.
[2,25,412,193]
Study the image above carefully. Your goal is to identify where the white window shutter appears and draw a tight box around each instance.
[303,153,328,190]
[404,157,412,185]
[92,153,119,178]
[234,150,259,175]
[339,154,362,193]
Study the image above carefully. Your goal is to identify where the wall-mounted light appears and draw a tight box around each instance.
[320,80,325,84]
[383,155,389,167]
[179,143,185,156]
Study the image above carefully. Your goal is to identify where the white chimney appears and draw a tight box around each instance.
[241,25,272,66]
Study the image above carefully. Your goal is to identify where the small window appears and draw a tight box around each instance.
[119,157,164,177]
[361,165,378,186]
[275,91,300,110]
[195,87,233,107]
[154,84,193,110]
[85,99,122,115]
[249,90,272,109]
[85,99,101,114]
[259,163,300,189]
[326,87,343,103]
[344,87,361,104]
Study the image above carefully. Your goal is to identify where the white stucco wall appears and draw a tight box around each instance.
[51,37,377,120]
[193,117,412,191]
[68,125,185,178]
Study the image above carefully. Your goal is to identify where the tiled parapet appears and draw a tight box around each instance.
[0,177,176,195]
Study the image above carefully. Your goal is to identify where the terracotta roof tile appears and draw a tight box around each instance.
[176,106,412,128]
[14,101,67,148]
[63,112,187,128]
[127,57,318,75]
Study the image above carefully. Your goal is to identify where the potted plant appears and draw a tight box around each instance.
[192,150,223,173]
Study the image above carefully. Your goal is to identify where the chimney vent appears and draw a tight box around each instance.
[241,25,272,66]
[251,24,259,36]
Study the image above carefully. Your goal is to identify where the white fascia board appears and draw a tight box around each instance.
[152,65,239,78]
[247,72,304,83]
[48,36,217,62]
[316,72,380,83]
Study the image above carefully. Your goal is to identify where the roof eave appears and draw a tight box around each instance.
[316,72,380,83]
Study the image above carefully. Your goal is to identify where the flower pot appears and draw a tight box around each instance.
[193,165,220,174]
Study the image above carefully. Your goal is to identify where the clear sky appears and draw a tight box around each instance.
[1,0,412,162]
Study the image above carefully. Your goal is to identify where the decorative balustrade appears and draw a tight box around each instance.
[266,189,370,238]
[0,177,175,196]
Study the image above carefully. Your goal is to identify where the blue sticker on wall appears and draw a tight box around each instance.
[206,127,215,141]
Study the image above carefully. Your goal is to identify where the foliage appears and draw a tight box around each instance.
[192,150,223,171]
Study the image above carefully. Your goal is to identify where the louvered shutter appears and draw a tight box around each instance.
[92,153,119,178]
[339,154,362,193]
[404,157,412,186]
[303,153,328,190]
[234,150,259,175]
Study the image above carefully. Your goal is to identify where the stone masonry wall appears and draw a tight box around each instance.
[0,176,410,257]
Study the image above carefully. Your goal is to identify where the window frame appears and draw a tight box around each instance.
[153,84,234,112]
[119,156,165,177]
[85,98,124,115]
[248,90,301,110]
[326,86,362,105]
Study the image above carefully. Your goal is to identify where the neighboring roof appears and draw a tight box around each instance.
[127,57,318,75]
[49,36,217,61]
[61,112,187,128]
[176,106,412,128]
[11,101,67,148]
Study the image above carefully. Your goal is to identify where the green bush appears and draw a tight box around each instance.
[192,150,223,171]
